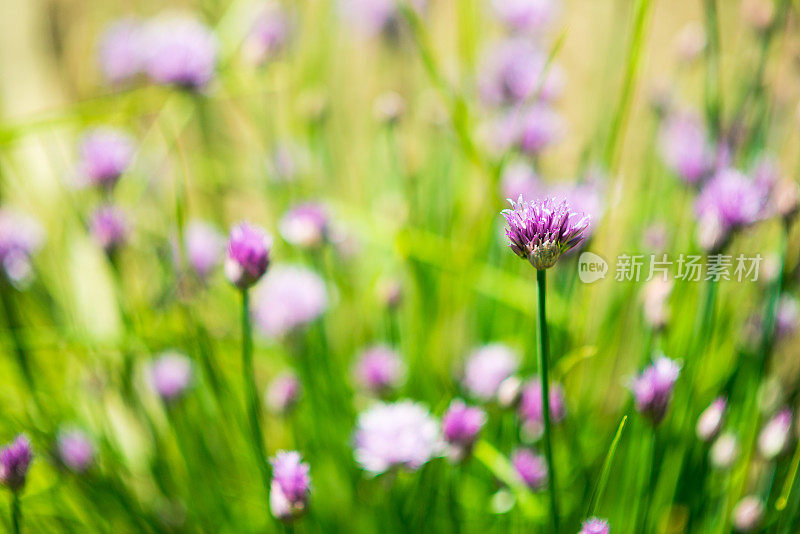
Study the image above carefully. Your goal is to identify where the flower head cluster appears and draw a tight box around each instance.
[478,39,564,106]
[150,352,193,402]
[270,451,311,522]
[266,373,302,415]
[99,14,217,90]
[279,203,329,249]
[353,400,442,475]
[630,355,681,424]
[225,222,272,290]
[696,397,727,442]
[143,15,217,90]
[518,378,566,434]
[0,209,44,285]
[490,0,561,32]
[0,435,32,491]
[775,295,799,339]
[78,128,135,188]
[511,448,547,490]
[252,265,328,337]
[579,517,610,534]
[354,345,405,395]
[244,3,290,65]
[658,109,715,183]
[57,429,95,474]
[337,0,426,37]
[442,400,486,461]
[733,496,764,532]
[98,19,144,85]
[710,432,739,470]
[695,168,770,248]
[758,408,792,459]
[90,206,129,253]
[502,196,591,270]
[184,220,225,280]
[642,277,674,330]
[462,344,520,401]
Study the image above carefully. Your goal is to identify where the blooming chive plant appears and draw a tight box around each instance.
[269,451,311,522]
[502,194,589,531]
[4,1,800,532]
[353,401,442,475]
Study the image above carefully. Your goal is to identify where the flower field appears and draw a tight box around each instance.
[0,0,799,532]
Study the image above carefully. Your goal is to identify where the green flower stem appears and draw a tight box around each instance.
[240,290,271,501]
[536,269,559,532]
[11,491,21,534]
[0,279,34,392]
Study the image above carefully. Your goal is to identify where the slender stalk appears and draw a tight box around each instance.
[240,290,271,499]
[536,269,559,532]
[0,280,34,391]
[588,415,628,517]
[703,0,722,137]
[11,491,21,534]
[602,0,654,172]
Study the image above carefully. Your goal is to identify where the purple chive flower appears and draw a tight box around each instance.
[225,222,272,290]
[150,352,193,402]
[373,91,406,124]
[338,0,426,37]
[265,373,302,415]
[502,196,591,270]
[697,397,727,442]
[630,355,681,424]
[518,378,566,433]
[501,162,542,203]
[770,178,800,221]
[0,435,32,491]
[478,38,564,106]
[775,296,799,339]
[643,222,669,252]
[279,203,329,249]
[516,104,565,154]
[511,448,547,490]
[143,15,217,90]
[268,142,307,183]
[98,19,144,85]
[184,220,225,279]
[733,496,764,532]
[710,432,739,470]
[674,22,706,63]
[642,278,673,330]
[244,3,290,65]
[354,345,405,395]
[56,429,95,474]
[695,168,771,250]
[251,265,327,337]
[658,109,714,183]
[490,0,560,32]
[0,209,44,285]
[442,400,486,461]
[579,517,610,534]
[90,206,129,252]
[758,408,792,459]
[376,278,403,309]
[462,344,520,401]
[77,128,135,188]
[696,168,769,229]
[353,400,442,475]
[270,451,311,522]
